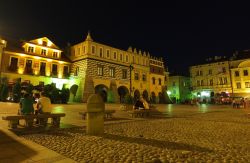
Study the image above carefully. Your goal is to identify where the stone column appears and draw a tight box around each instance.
[86,94,104,135]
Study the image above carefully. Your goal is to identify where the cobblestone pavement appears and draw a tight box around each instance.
[14,103,250,162]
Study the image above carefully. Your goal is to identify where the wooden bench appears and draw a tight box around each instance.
[79,110,116,120]
[2,113,66,129]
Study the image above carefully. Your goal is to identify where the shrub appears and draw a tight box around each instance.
[60,88,70,104]
[13,81,21,102]
[124,94,134,104]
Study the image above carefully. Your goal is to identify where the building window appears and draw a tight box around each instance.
[224,77,227,84]
[106,50,110,58]
[159,78,162,85]
[97,65,104,76]
[42,41,47,46]
[109,67,115,77]
[28,46,34,53]
[41,49,47,56]
[74,67,79,76]
[173,82,175,86]
[25,60,33,74]
[120,53,123,61]
[9,57,18,71]
[209,79,213,86]
[208,69,212,75]
[201,80,204,86]
[83,46,86,54]
[135,73,139,80]
[91,46,95,54]
[196,71,199,76]
[114,52,117,59]
[199,71,203,76]
[245,82,250,88]
[142,74,146,81]
[197,80,200,86]
[63,66,69,77]
[100,48,103,57]
[222,67,226,73]
[219,77,223,85]
[152,77,155,85]
[122,69,127,79]
[244,70,248,76]
[235,71,240,77]
[236,82,241,89]
[52,64,58,76]
[53,51,58,58]
[40,62,46,76]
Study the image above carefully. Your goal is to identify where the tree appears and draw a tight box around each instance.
[13,81,21,102]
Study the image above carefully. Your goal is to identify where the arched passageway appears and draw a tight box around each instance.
[134,89,140,101]
[142,90,149,102]
[118,86,129,103]
[151,92,156,104]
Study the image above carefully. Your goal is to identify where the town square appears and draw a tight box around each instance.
[0,102,250,162]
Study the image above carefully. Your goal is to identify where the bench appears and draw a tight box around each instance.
[128,109,152,118]
[2,113,66,129]
[79,110,116,120]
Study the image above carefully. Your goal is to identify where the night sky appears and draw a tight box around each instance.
[1,1,250,75]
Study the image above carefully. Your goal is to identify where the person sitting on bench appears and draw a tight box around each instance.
[36,91,51,114]
[19,93,34,115]
[134,97,145,110]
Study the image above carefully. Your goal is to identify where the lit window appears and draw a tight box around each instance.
[97,65,103,76]
[53,51,58,58]
[159,78,161,85]
[235,71,240,77]
[100,48,103,57]
[142,74,146,81]
[152,77,155,85]
[114,52,117,59]
[41,49,47,56]
[236,82,241,89]
[244,70,248,76]
[120,54,123,61]
[245,82,250,88]
[28,46,34,53]
[106,50,110,58]
[122,69,127,79]
[109,67,115,77]
[210,79,213,86]
[135,73,139,80]
[74,67,79,76]
[91,46,95,54]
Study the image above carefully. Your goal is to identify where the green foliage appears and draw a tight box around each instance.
[124,94,134,104]
[26,83,34,94]
[0,83,8,101]
[107,89,114,103]
[13,81,21,102]
[51,86,60,104]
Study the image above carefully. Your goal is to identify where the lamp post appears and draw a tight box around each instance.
[129,64,134,96]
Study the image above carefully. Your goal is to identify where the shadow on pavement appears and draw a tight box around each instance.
[0,130,37,162]
[103,133,213,153]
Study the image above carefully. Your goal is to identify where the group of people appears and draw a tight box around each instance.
[19,91,51,115]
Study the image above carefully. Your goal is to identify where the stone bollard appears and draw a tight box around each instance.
[86,94,105,135]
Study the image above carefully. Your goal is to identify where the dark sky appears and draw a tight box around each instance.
[1,1,250,74]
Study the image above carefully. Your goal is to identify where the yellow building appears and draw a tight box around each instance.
[190,56,232,102]
[0,37,72,91]
[0,33,168,103]
[69,32,167,103]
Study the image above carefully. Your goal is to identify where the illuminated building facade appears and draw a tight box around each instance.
[0,33,167,103]
[69,33,166,103]
[190,54,250,101]
[167,75,191,103]
[0,37,72,92]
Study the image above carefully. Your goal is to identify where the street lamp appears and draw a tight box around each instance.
[129,64,134,96]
